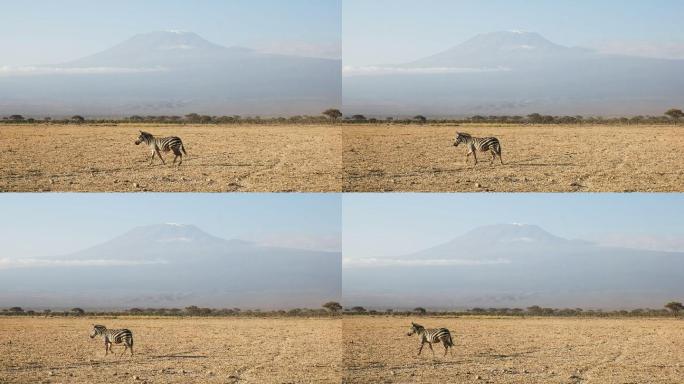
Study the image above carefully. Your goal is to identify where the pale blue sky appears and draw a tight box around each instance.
[343,194,684,259]
[0,194,341,258]
[343,0,684,66]
[0,0,341,65]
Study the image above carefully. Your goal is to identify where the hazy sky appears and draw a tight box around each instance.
[343,0,684,66]
[342,193,684,259]
[0,0,341,65]
[0,194,341,258]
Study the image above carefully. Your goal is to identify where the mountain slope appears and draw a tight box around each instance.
[343,31,684,116]
[343,224,684,309]
[0,224,341,309]
[0,31,341,116]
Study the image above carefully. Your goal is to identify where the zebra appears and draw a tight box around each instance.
[90,325,134,356]
[135,131,187,165]
[453,132,503,165]
[407,322,454,357]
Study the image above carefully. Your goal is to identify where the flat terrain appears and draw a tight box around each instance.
[343,316,684,383]
[343,124,684,192]
[0,124,341,192]
[0,317,341,383]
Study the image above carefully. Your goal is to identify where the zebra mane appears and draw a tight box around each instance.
[139,131,153,138]
[456,132,472,137]
[93,324,107,331]
[411,322,424,330]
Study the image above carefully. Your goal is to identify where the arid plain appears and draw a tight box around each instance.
[343,316,683,383]
[343,124,684,192]
[0,317,342,383]
[0,124,341,192]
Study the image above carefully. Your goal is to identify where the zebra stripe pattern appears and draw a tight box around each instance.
[407,322,454,356]
[453,132,503,165]
[135,130,187,165]
[90,324,134,356]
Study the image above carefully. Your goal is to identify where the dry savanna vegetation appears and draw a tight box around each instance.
[343,124,684,192]
[0,124,341,192]
[0,317,341,384]
[343,316,684,384]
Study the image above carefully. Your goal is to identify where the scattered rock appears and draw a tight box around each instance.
[180,369,186,374]
[133,182,139,188]
[569,374,581,380]
[206,178,213,183]
[133,375,141,380]
[390,370,396,376]
[47,371,54,376]
[207,370,214,376]
[475,183,481,188]
[570,181,582,187]
[475,375,482,380]
[523,369,529,373]
[49,179,55,184]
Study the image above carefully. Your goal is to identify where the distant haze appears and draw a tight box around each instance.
[0,223,341,310]
[343,31,684,117]
[0,31,341,117]
[343,223,684,310]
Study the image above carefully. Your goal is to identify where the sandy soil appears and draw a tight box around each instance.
[0,124,341,192]
[343,124,684,192]
[342,316,684,383]
[0,317,341,383]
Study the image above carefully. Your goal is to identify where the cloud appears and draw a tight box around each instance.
[593,41,684,60]
[240,232,341,252]
[0,258,166,269]
[0,66,167,77]
[343,258,511,268]
[255,40,341,60]
[594,234,684,253]
[342,65,510,77]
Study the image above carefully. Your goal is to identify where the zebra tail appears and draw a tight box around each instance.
[181,143,187,155]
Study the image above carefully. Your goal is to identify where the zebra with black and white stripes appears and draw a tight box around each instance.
[453,132,503,165]
[407,322,454,357]
[135,131,187,165]
[90,325,134,356]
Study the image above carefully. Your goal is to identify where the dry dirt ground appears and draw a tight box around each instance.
[342,316,684,384]
[0,317,341,384]
[0,124,341,192]
[343,124,684,192]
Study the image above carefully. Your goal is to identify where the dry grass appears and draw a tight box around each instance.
[0,317,341,383]
[342,316,683,383]
[0,124,341,192]
[343,124,684,192]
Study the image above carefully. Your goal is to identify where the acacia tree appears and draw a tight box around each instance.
[322,301,343,314]
[665,301,683,315]
[322,109,342,123]
[413,115,427,124]
[665,109,683,124]
[71,115,85,123]
[413,307,427,315]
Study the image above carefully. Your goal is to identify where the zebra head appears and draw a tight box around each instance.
[135,131,152,145]
[407,322,424,336]
[90,324,106,338]
[453,132,469,147]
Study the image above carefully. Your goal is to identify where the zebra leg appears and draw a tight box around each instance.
[149,151,155,165]
[417,342,424,356]
[464,152,471,165]
[472,151,478,165]
[428,342,435,356]
[178,154,182,165]
[156,148,166,165]
[491,150,496,165]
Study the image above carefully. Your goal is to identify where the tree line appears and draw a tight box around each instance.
[1,108,682,126]
[2,301,682,318]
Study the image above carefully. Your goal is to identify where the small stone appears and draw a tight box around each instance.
[49,179,54,184]
[523,369,529,373]
[180,369,186,374]
[475,183,481,188]
[133,182,139,188]
[206,178,213,183]
[475,375,482,380]
[207,371,214,376]
[47,371,54,376]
